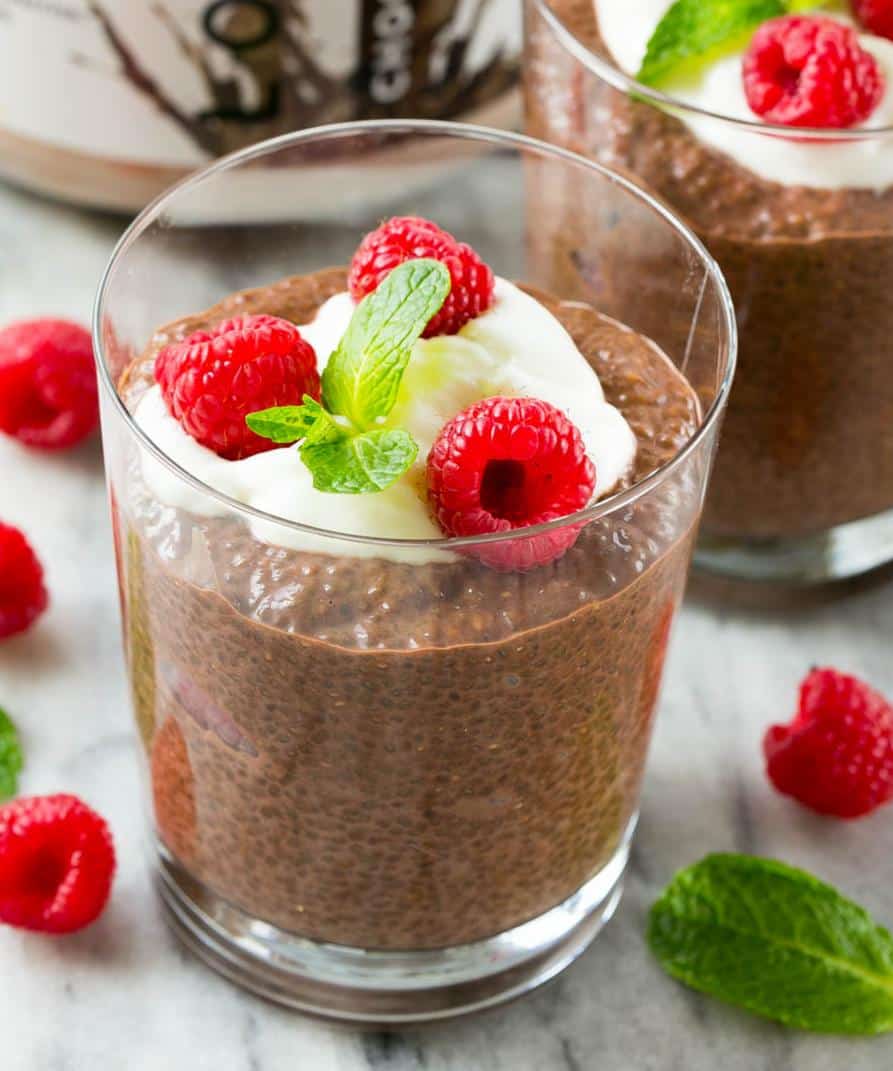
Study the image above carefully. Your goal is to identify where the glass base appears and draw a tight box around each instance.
[695,508,893,584]
[155,819,634,1024]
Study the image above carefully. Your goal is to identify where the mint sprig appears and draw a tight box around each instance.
[637,1,837,88]
[302,428,418,494]
[0,706,23,800]
[323,258,451,428]
[247,258,450,494]
[244,399,324,444]
[649,853,893,1034]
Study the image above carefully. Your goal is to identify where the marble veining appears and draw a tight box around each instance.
[1,178,892,1070]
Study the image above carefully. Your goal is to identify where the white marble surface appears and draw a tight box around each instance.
[1,176,893,1070]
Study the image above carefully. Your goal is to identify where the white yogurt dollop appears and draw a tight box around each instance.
[593,0,893,190]
[134,278,637,564]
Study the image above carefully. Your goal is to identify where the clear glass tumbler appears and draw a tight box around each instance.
[94,121,734,1022]
[525,0,893,583]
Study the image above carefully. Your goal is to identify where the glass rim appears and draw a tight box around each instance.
[531,0,893,141]
[93,118,737,552]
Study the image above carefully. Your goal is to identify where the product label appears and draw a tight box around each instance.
[0,0,519,165]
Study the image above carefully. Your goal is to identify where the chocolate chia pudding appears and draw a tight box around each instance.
[113,267,701,950]
[525,0,893,541]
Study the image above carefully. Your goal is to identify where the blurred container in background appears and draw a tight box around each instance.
[0,0,520,213]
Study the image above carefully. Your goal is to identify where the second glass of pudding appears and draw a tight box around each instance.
[95,122,734,1022]
[526,0,893,582]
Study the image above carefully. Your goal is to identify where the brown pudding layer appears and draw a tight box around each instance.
[526,0,893,539]
[116,268,701,949]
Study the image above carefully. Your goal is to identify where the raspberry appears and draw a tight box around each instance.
[639,600,676,725]
[0,522,48,640]
[0,794,115,933]
[426,396,596,571]
[151,717,196,864]
[349,216,494,337]
[155,314,320,460]
[0,319,98,450]
[763,668,893,819]
[742,16,884,128]
[851,0,893,41]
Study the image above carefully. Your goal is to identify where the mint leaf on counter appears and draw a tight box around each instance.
[638,0,784,86]
[302,428,418,494]
[0,706,23,800]
[648,853,893,1034]
[322,258,451,430]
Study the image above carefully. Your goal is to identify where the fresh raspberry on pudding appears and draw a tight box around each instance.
[0,319,98,450]
[427,395,596,571]
[155,314,319,460]
[764,667,893,818]
[0,794,116,933]
[852,0,893,41]
[349,216,494,337]
[743,15,884,127]
[0,522,48,640]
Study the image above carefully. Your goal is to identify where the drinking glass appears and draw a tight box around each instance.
[525,0,893,582]
[94,120,735,1022]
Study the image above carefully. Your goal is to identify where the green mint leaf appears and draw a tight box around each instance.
[786,1,841,10]
[648,853,893,1035]
[246,401,320,444]
[637,1,840,87]
[0,706,23,801]
[322,258,451,430]
[246,395,345,446]
[298,397,346,447]
[638,0,785,87]
[301,428,418,494]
